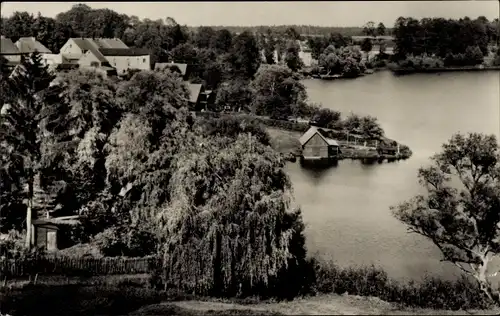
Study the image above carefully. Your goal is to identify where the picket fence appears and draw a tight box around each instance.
[0,255,160,278]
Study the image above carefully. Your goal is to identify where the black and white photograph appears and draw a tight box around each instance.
[0,1,499,315]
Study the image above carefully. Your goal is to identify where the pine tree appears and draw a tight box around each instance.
[0,51,56,248]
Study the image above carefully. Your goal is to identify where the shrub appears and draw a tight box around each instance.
[464,45,484,65]
[0,284,166,316]
[397,54,444,70]
[493,52,500,66]
[311,108,341,129]
[202,115,271,146]
[311,258,492,310]
[0,230,45,261]
[92,227,156,257]
[195,111,310,133]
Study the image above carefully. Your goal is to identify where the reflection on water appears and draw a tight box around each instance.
[291,71,500,282]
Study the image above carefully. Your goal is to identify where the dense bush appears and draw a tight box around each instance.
[202,115,271,146]
[311,259,492,310]
[318,45,366,78]
[92,227,157,258]
[397,54,444,70]
[195,111,310,133]
[372,58,387,68]
[493,51,500,66]
[311,108,342,129]
[444,46,484,67]
[0,230,29,260]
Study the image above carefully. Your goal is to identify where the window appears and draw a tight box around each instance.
[143,58,146,63]
[90,61,99,67]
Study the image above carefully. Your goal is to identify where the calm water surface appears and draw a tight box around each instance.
[290,71,500,282]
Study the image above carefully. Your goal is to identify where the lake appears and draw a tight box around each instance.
[290,71,500,282]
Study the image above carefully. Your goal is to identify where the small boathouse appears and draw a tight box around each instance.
[299,126,340,162]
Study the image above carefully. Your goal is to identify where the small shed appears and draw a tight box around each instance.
[31,216,82,251]
[299,126,340,160]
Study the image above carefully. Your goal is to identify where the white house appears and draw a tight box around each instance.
[59,38,150,75]
[101,48,151,75]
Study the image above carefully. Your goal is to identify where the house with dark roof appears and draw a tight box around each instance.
[0,36,22,65]
[58,38,150,75]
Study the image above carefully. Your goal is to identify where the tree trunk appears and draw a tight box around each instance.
[25,178,34,249]
[476,256,500,306]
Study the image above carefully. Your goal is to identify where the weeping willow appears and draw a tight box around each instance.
[156,133,307,297]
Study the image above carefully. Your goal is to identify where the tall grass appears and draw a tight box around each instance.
[311,259,492,310]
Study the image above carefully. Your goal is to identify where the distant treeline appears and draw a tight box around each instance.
[392,16,500,65]
[188,25,393,37]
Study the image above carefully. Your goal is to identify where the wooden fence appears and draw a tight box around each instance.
[0,255,160,278]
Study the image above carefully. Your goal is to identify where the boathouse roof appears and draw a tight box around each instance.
[299,126,339,147]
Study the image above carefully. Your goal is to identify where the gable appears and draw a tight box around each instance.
[15,37,52,54]
[79,50,103,65]
[188,83,203,103]
[304,133,329,147]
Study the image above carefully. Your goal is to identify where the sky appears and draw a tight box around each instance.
[1,1,499,27]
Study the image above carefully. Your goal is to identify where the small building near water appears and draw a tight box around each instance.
[299,126,340,162]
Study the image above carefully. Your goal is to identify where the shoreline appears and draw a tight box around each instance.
[389,65,500,75]
[301,65,500,79]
